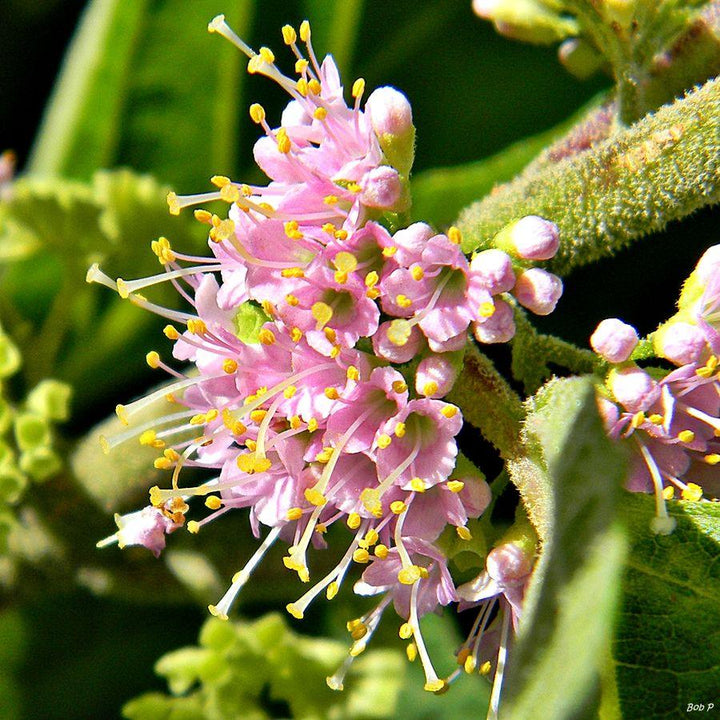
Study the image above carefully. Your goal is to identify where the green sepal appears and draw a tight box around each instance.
[233,302,270,345]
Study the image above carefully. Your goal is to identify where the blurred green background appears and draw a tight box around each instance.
[0,1,717,719]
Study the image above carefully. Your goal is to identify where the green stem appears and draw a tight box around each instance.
[459,76,720,275]
[447,343,524,459]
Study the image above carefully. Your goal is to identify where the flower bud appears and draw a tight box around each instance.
[470,249,516,294]
[653,321,707,366]
[366,87,415,176]
[415,354,461,398]
[372,320,424,363]
[486,542,533,585]
[360,166,403,210]
[472,298,515,344]
[590,318,638,363]
[558,38,604,80]
[513,268,563,315]
[607,365,659,413]
[494,216,559,261]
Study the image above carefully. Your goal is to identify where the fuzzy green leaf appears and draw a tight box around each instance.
[614,494,720,719]
[504,377,628,720]
[458,76,720,275]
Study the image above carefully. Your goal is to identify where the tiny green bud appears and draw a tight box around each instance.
[14,413,51,452]
[26,379,72,422]
[0,440,16,468]
[0,334,21,379]
[0,466,28,503]
[19,447,62,482]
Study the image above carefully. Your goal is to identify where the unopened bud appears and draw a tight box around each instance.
[470,249,516,294]
[654,321,707,366]
[495,216,559,261]
[415,353,460,398]
[360,166,403,210]
[607,365,660,413]
[366,86,415,176]
[590,318,638,363]
[513,268,563,315]
[472,298,515,344]
[486,542,533,585]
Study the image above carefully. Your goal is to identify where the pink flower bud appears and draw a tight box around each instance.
[360,166,402,209]
[415,354,459,398]
[590,318,638,363]
[486,543,533,585]
[608,366,660,413]
[470,249,516,294]
[505,216,559,260]
[472,298,515,344]
[695,244,720,284]
[366,86,413,139]
[372,320,424,363]
[655,322,707,366]
[513,268,563,315]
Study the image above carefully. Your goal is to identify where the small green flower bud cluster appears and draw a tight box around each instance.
[0,328,71,553]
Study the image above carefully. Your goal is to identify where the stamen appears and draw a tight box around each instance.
[116,264,222,299]
[637,439,677,535]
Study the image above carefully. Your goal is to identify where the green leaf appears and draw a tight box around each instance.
[458,76,720,275]
[614,494,720,719]
[301,0,365,77]
[503,376,628,720]
[28,0,252,187]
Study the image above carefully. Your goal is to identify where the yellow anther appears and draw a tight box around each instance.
[364,271,379,288]
[145,351,161,369]
[347,513,362,530]
[678,430,695,444]
[220,183,240,203]
[190,413,207,425]
[479,661,492,676]
[223,358,238,374]
[662,486,675,500]
[166,191,181,215]
[410,477,426,493]
[315,447,333,464]
[187,319,207,335]
[387,318,411,346]
[447,226,462,244]
[250,409,267,424]
[285,294,300,308]
[631,411,646,429]
[326,581,339,600]
[254,457,272,473]
[163,324,180,340]
[284,220,302,239]
[382,246,397,258]
[374,544,388,559]
[347,365,360,381]
[295,58,309,74]
[258,328,276,345]
[464,655,477,674]
[205,409,219,422]
[282,268,306,281]
[399,623,413,639]
[194,209,212,223]
[391,501,407,515]
[283,385,297,399]
[246,439,257,451]
[377,434,392,449]
[398,565,423,585]
[395,294,412,308]
[704,453,720,465]
[187,520,200,534]
[324,327,337,342]
[139,430,157,446]
[313,107,328,121]
[422,381,439,397]
[394,422,406,438]
[154,457,172,470]
[406,643,418,662]
[211,175,231,188]
[335,229,349,240]
[259,46,275,63]
[289,415,302,430]
[648,414,663,425]
[441,405,458,419]
[308,79,321,95]
[291,327,304,343]
[324,387,340,400]
[682,483,703,501]
[392,380,408,394]
[296,78,308,96]
[324,194,338,205]
[276,128,291,154]
[286,603,304,619]
[456,526,472,541]
[364,529,379,546]
[366,287,380,300]
[307,418,319,432]
[410,266,425,281]
[282,25,297,45]
[352,78,365,99]
[322,223,336,235]
[311,302,333,329]
[304,487,327,506]
[425,679,447,694]
[286,507,303,521]
[333,251,358,274]
[349,623,368,642]
[360,488,383,517]
[205,496,222,510]
[315,523,327,534]
[353,548,370,564]
[447,480,465,493]
[299,19,311,41]
[478,301,496,318]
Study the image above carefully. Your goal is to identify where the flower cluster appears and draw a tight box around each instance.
[591,245,720,533]
[89,16,558,695]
